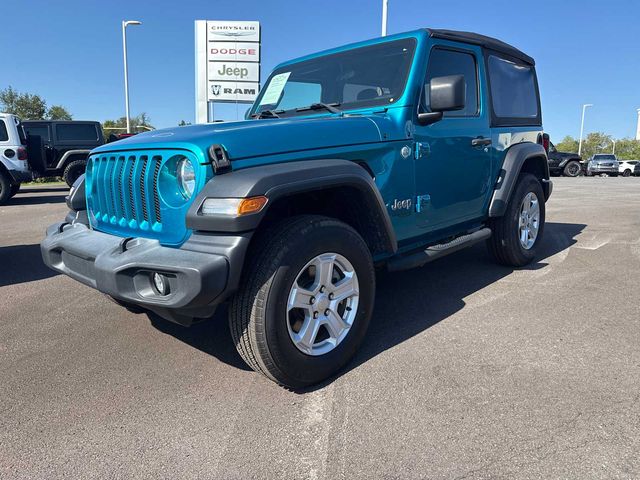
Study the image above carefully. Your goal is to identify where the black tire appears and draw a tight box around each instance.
[63,159,87,187]
[623,169,632,177]
[9,183,20,198]
[0,171,12,205]
[563,160,581,177]
[229,215,375,389]
[487,173,545,267]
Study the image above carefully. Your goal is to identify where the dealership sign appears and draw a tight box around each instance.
[195,20,261,122]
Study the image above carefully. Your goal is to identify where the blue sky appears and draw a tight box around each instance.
[3,0,639,140]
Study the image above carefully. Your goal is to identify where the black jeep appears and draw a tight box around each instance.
[22,121,104,186]
[547,141,582,177]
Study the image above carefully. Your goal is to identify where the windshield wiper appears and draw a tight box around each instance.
[296,102,342,114]
[251,109,283,119]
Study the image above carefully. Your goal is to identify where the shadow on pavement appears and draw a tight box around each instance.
[147,221,586,388]
[8,193,67,206]
[149,305,252,371]
[20,187,69,193]
[0,244,59,287]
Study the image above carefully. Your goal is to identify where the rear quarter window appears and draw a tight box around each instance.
[24,125,51,142]
[56,124,99,142]
[0,120,8,142]
[487,54,540,126]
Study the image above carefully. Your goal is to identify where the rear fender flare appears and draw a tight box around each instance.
[488,143,550,217]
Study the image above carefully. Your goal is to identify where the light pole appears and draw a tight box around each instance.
[381,0,388,36]
[578,103,593,157]
[611,138,616,155]
[122,20,142,134]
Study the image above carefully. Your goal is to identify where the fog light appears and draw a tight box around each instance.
[152,272,169,296]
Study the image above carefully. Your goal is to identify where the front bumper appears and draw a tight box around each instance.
[41,222,250,325]
[588,165,618,174]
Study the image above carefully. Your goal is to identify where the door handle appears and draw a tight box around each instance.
[471,137,492,147]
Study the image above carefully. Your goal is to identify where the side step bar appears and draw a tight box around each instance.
[387,228,492,272]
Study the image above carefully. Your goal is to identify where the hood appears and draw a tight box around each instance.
[92,115,399,161]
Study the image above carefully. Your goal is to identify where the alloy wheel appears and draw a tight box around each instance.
[286,252,359,356]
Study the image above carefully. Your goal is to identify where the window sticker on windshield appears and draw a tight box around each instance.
[259,72,291,105]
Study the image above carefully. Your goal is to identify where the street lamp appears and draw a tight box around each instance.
[122,20,142,134]
[578,103,593,157]
[611,138,616,155]
[381,0,388,36]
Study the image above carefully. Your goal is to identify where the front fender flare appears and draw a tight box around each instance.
[186,159,397,253]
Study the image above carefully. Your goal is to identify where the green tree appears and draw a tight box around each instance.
[613,138,640,160]
[0,86,73,120]
[555,135,579,153]
[0,86,47,119]
[102,113,154,141]
[578,132,612,160]
[47,105,72,120]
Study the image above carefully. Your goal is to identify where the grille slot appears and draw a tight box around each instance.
[139,156,149,223]
[152,156,162,223]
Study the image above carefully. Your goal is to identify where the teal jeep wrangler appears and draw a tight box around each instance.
[42,29,551,389]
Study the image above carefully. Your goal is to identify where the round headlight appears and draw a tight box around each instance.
[177,157,195,199]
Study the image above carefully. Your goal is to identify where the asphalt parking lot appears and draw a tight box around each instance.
[1,178,639,479]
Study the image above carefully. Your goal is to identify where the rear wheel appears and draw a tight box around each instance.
[487,173,545,267]
[0,171,12,205]
[563,161,581,177]
[623,169,632,177]
[229,215,375,389]
[63,159,87,187]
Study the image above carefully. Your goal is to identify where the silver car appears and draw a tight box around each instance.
[587,154,619,176]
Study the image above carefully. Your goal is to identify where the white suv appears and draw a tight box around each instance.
[0,113,32,204]
[618,160,638,177]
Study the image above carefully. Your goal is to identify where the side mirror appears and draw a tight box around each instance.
[430,74,466,112]
[417,74,466,126]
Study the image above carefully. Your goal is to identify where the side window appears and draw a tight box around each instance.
[424,48,478,117]
[0,120,8,142]
[488,55,539,121]
[56,124,99,142]
[24,125,51,142]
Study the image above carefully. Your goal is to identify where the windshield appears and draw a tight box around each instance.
[251,38,416,117]
[593,155,616,161]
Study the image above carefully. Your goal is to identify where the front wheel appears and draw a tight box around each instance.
[229,215,375,389]
[623,169,632,177]
[487,173,545,267]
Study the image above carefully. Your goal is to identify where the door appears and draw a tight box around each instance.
[413,45,492,232]
[23,124,54,168]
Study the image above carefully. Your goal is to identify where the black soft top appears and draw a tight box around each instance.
[427,28,535,66]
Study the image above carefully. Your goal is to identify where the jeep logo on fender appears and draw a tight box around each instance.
[209,61,259,82]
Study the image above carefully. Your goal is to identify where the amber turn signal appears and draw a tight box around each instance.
[237,196,268,215]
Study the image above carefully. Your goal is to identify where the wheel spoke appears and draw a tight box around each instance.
[288,286,315,311]
[331,273,357,302]
[325,310,349,338]
[295,316,321,352]
[312,255,335,289]
[520,227,529,246]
